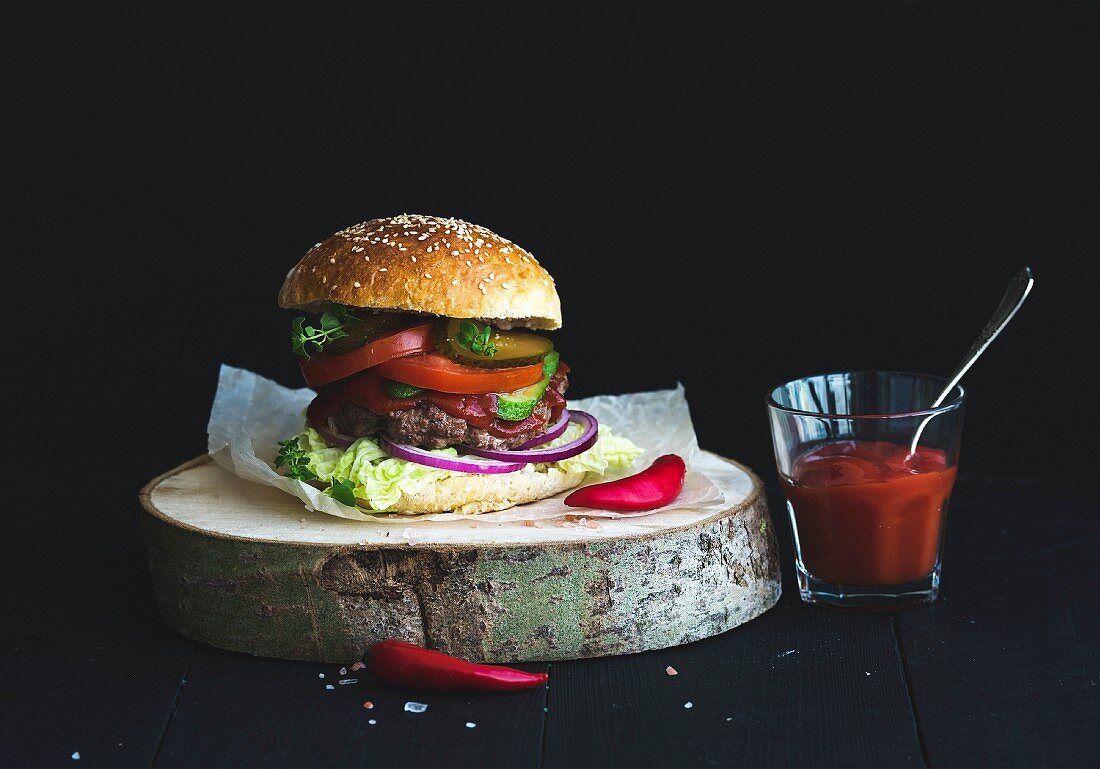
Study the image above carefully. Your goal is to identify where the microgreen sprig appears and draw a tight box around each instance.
[326,477,358,507]
[290,304,361,359]
[274,437,317,481]
[455,321,497,357]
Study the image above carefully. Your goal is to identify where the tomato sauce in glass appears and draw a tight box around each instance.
[783,440,957,585]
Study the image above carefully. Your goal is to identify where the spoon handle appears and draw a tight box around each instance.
[930,266,1035,409]
[908,267,1034,456]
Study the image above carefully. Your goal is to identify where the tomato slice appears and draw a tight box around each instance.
[374,353,544,394]
[299,323,434,388]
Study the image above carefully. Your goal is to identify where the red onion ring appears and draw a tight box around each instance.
[309,418,356,448]
[514,408,572,450]
[460,411,598,463]
[378,435,527,474]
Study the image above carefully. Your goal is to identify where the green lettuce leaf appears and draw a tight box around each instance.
[286,424,643,511]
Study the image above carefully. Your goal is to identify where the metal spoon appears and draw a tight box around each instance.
[909,266,1035,454]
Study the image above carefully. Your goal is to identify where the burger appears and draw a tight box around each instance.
[274,214,641,514]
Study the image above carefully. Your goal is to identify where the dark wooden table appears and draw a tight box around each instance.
[2,469,1096,768]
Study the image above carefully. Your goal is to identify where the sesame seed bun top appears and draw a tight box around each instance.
[278,214,562,330]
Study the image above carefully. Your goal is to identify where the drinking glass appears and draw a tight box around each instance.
[767,371,965,609]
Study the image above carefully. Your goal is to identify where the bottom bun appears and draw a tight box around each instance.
[378,466,589,515]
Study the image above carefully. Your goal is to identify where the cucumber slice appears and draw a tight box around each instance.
[383,379,425,399]
[495,376,552,421]
[435,318,554,369]
[542,350,560,377]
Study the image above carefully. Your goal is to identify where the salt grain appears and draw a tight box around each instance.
[684,701,693,709]
[404,701,428,713]
[339,667,347,675]
[465,722,477,728]
[318,673,325,678]
[368,719,377,725]
[338,678,358,685]
[71,753,80,761]
[325,684,334,690]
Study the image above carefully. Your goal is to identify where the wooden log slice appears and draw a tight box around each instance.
[139,454,782,664]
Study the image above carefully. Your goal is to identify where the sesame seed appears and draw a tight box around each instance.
[329,257,336,264]
[378,267,387,272]
[451,250,460,255]
[321,276,327,283]
[353,281,361,288]
[501,281,513,289]
[410,255,417,262]
[478,255,485,262]
[423,272,432,278]
[451,278,459,285]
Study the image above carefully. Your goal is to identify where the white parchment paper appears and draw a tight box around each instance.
[207,365,741,525]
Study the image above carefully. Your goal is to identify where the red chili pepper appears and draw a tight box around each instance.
[564,453,687,511]
[369,639,548,692]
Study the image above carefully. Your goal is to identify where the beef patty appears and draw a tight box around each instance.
[332,373,568,451]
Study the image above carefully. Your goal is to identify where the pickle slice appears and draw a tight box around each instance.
[324,312,418,355]
[434,318,554,369]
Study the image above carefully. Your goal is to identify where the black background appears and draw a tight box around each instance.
[2,5,1098,768]
[6,1,1098,480]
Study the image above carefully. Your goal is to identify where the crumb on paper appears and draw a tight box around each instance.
[350,661,365,671]
[665,665,678,676]
[404,701,428,713]
[684,701,693,709]
[362,701,374,710]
